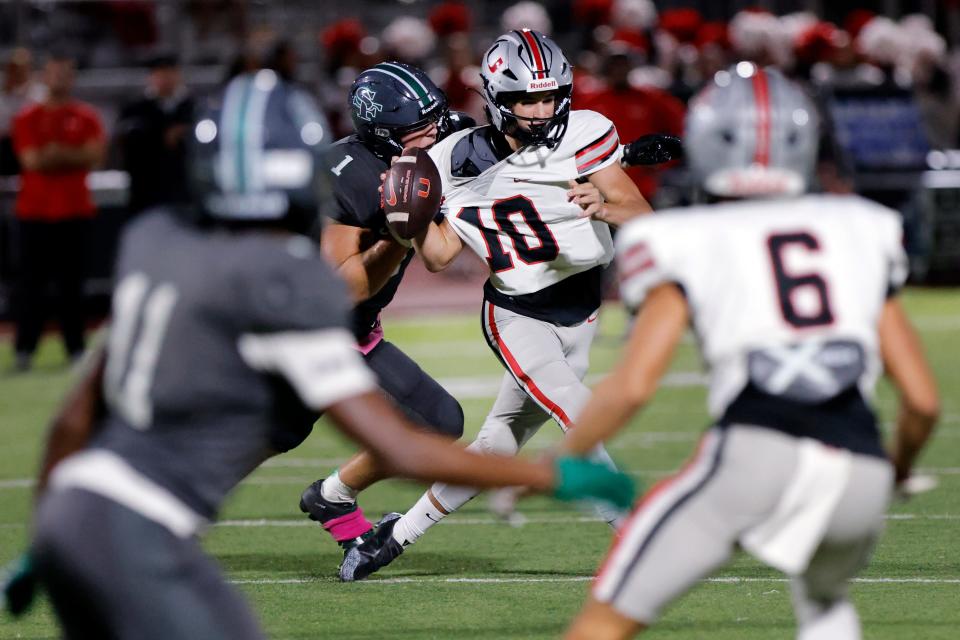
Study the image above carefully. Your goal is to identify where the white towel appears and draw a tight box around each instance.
[740,439,851,575]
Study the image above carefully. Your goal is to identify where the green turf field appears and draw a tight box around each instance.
[2,288,958,639]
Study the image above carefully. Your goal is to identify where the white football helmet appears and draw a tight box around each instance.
[685,62,819,198]
[479,29,573,148]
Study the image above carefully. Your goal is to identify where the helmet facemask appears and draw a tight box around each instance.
[485,85,572,148]
[480,30,574,149]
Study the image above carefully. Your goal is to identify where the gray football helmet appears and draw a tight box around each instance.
[685,62,819,198]
[479,29,573,148]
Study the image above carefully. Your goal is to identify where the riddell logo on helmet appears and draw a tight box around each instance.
[526,79,558,92]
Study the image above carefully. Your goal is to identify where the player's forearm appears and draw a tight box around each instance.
[560,376,642,455]
[890,404,938,483]
[595,198,652,227]
[339,239,408,301]
[413,220,462,272]
[878,299,939,481]
[328,393,553,491]
[41,142,104,171]
[35,348,107,499]
[378,430,554,491]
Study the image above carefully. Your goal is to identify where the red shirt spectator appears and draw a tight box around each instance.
[578,84,684,200]
[13,100,103,221]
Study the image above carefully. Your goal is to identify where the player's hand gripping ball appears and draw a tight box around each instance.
[382,148,442,240]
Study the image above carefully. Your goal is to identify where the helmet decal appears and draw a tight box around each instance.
[352,87,383,122]
[515,29,549,79]
[372,62,435,111]
[348,61,450,156]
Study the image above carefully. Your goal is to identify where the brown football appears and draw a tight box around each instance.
[382,147,442,240]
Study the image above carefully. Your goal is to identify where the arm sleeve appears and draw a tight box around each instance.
[321,147,383,228]
[573,112,622,177]
[881,210,909,297]
[11,111,37,154]
[82,106,105,142]
[615,219,676,312]
[237,244,376,409]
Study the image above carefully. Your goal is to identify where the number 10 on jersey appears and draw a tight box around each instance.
[457,195,559,272]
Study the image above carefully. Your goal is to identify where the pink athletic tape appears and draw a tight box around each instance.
[355,322,384,356]
[322,508,373,542]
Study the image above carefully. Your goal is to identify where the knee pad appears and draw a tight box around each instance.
[474,419,521,457]
[365,341,464,439]
[427,393,464,439]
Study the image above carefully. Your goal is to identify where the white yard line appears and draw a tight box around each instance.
[229,575,960,586]
[214,513,960,528]
[3,458,960,490]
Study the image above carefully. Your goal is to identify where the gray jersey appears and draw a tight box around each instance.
[90,209,375,519]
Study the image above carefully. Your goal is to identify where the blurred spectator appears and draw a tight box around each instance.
[502,1,552,34]
[318,18,380,138]
[267,40,299,83]
[382,17,436,65]
[0,48,45,176]
[10,52,105,371]
[577,47,684,201]
[116,53,194,217]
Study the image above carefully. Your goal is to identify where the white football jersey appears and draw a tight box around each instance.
[429,110,621,295]
[616,194,908,418]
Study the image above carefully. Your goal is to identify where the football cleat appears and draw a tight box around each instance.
[339,512,404,582]
[299,481,374,555]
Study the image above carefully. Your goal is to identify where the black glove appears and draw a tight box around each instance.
[621,134,684,167]
[1,552,37,617]
[438,110,477,141]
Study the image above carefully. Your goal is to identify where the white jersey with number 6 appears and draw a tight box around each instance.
[616,194,908,418]
[429,110,621,295]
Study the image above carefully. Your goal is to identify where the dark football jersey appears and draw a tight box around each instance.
[322,135,414,338]
[92,209,375,518]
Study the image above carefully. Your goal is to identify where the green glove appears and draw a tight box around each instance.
[552,456,636,511]
[1,552,37,617]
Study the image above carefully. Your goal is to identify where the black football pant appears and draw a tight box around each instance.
[33,488,265,640]
[364,339,464,439]
[13,219,88,358]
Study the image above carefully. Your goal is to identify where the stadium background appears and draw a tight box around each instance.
[1,3,958,638]
[1,0,960,326]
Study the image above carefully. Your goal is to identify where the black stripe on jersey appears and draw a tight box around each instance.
[575,125,616,158]
[578,143,619,176]
[482,265,604,326]
[609,429,728,602]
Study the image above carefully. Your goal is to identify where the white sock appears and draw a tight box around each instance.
[797,600,860,640]
[392,483,479,547]
[321,470,358,504]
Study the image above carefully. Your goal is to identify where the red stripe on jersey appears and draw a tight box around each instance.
[752,69,770,166]
[618,258,655,284]
[486,303,572,427]
[593,434,712,586]
[576,126,617,160]
[577,144,619,174]
[618,242,655,283]
[520,30,546,78]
